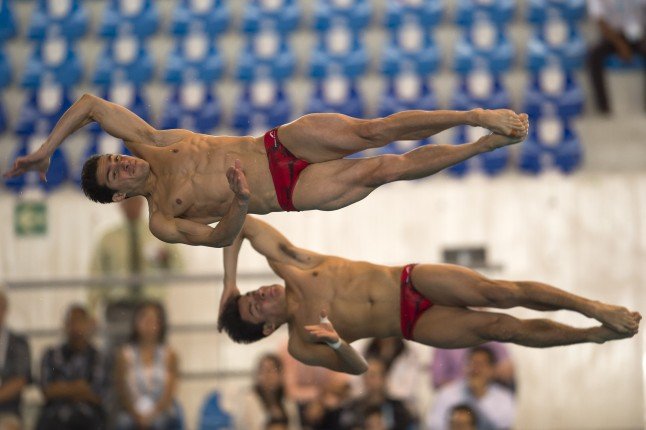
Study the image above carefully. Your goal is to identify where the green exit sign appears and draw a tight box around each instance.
[14,201,47,237]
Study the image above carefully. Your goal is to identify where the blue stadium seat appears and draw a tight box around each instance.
[381,22,441,76]
[232,79,291,134]
[306,75,364,118]
[164,31,225,84]
[93,35,155,85]
[313,0,372,31]
[99,0,159,39]
[28,0,88,41]
[86,83,153,134]
[171,0,230,37]
[451,70,511,111]
[310,25,369,78]
[0,0,18,42]
[22,37,83,88]
[523,66,584,118]
[15,84,73,136]
[242,0,301,34]
[0,48,11,88]
[378,73,439,117]
[236,29,296,81]
[454,21,514,73]
[159,82,221,133]
[455,0,516,26]
[5,137,69,193]
[198,391,233,430]
[73,133,132,185]
[0,95,7,133]
[526,18,586,72]
[384,0,443,29]
[527,0,586,24]
[519,116,582,174]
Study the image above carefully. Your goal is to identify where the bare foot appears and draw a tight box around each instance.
[472,108,527,137]
[588,325,637,344]
[478,131,527,152]
[591,303,641,334]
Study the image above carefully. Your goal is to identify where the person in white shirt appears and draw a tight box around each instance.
[587,0,646,113]
[426,346,515,430]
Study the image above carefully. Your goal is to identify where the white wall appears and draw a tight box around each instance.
[1,171,645,429]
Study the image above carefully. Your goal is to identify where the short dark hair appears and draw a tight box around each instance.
[129,300,168,344]
[81,154,115,204]
[64,303,90,323]
[217,294,265,344]
[468,345,497,365]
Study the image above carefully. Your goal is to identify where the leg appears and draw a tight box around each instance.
[293,127,529,211]
[587,39,617,113]
[410,263,641,334]
[412,306,637,349]
[277,110,527,163]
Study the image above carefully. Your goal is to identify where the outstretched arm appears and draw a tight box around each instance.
[290,311,368,375]
[218,224,244,319]
[150,161,250,248]
[242,216,324,269]
[3,94,187,180]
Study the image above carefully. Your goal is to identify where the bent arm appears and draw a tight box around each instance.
[242,216,324,268]
[219,228,244,321]
[289,339,368,376]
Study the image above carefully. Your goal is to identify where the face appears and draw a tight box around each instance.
[136,305,162,342]
[363,359,387,394]
[238,284,286,327]
[96,154,150,199]
[450,410,476,430]
[466,350,495,382]
[66,309,91,343]
[256,356,282,391]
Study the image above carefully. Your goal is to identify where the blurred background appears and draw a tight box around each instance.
[0,0,645,429]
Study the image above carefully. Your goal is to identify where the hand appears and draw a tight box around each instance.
[226,159,250,203]
[3,144,51,181]
[135,412,153,429]
[616,41,634,62]
[304,310,340,344]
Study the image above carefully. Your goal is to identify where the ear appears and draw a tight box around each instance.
[112,192,127,202]
[263,322,276,336]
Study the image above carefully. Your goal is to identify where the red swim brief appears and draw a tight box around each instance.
[264,128,310,212]
[400,264,434,340]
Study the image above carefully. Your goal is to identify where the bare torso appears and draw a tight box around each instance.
[274,256,404,344]
[137,133,280,223]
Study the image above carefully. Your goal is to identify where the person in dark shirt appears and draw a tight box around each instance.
[36,304,106,430]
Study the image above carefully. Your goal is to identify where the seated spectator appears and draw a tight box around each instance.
[339,358,417,430]
[449,404,478,430]
[233,353,300,430]
[114,301,180,430]
[300,375,351,430]
[0,290,31,429]
[587,0,646,113]
[36,304,106,430]
[362,337,422,407]
[431,342,515,392]
[426,346,515,430]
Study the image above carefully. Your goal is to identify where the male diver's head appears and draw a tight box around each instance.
[81,154,150,203]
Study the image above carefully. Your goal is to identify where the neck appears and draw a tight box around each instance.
[69,339,88,351]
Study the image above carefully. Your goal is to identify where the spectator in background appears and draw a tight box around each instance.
[587,0,646,114]
[89,196,183,349]
[36,304,106,430]
[426,346,515,430]
[339,358,417,430]
[430,342,515,392]
[449,404,478,430]
[233,353,300,430]
[362,337,422,408]
[0,291,31,430]
[114,301,180,430]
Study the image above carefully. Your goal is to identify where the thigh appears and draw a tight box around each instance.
[292,156,385,211]
[278,113,373,163]
[411,263,495,307]
[411,305,506,348]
